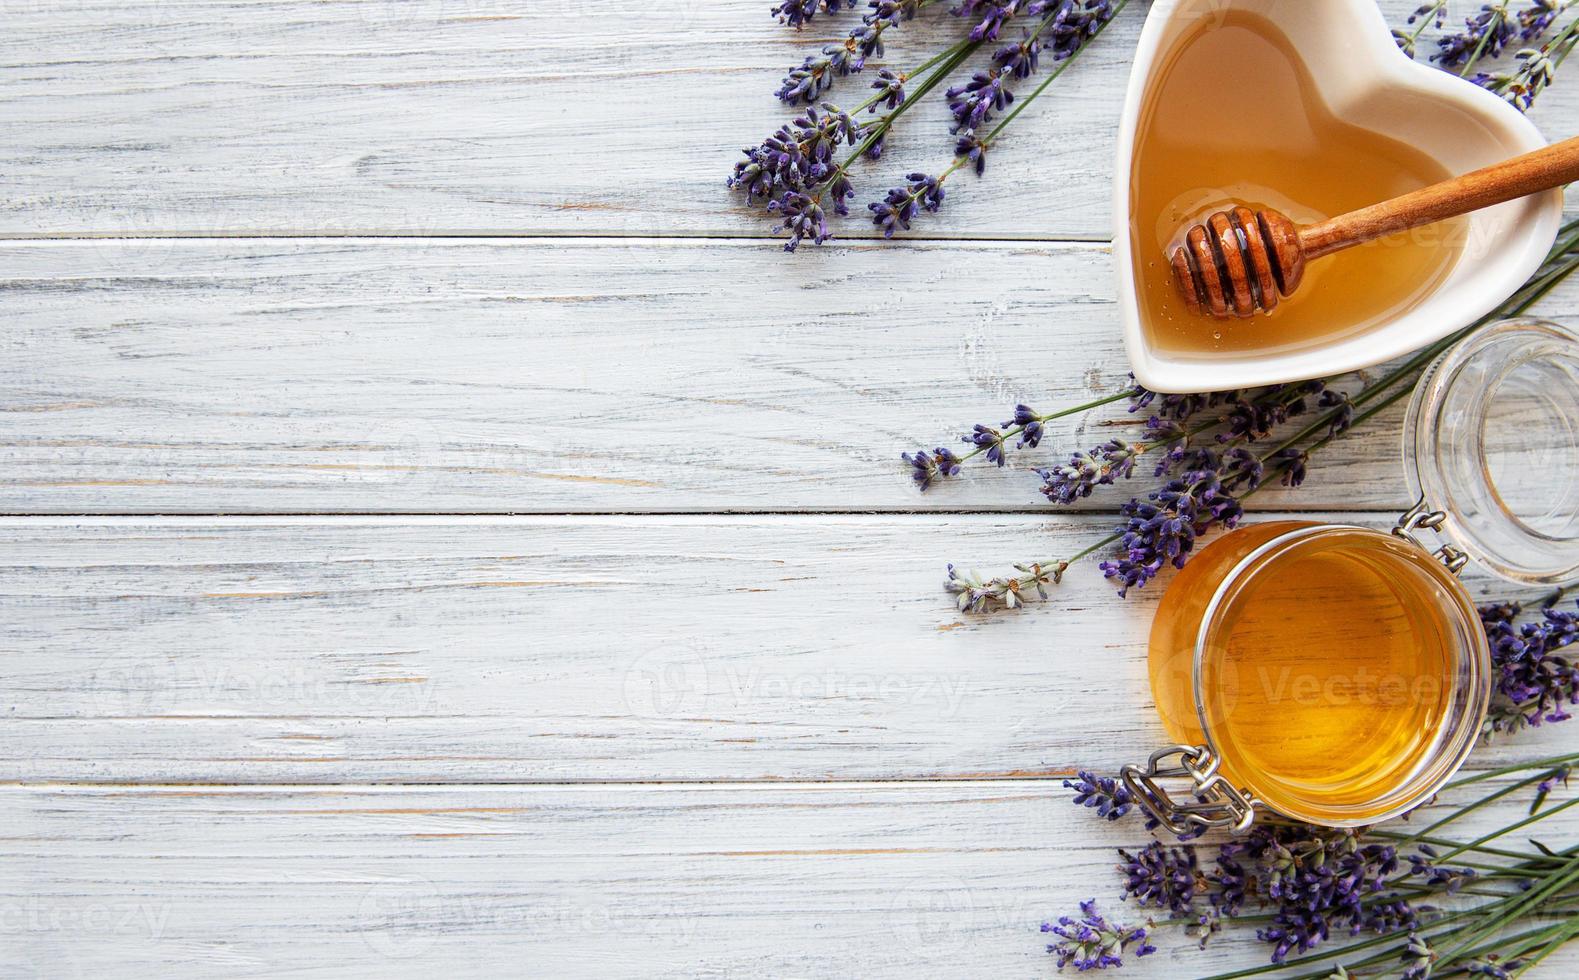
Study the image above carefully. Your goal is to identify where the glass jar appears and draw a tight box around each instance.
[1124,319,1579,835]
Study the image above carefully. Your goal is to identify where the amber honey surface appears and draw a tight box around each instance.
[1131,11,1465,356]
[1149,524,1463,823]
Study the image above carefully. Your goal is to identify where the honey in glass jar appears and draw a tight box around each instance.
[1125,320,1579,834]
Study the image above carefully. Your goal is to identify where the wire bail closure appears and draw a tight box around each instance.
[1120,744,1256,836]
[1392,496,1470,576]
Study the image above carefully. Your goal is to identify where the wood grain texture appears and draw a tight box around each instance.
[6,780,1579,978]
[0,0,1573,240]
[4,512,1571,784]
[7,237,1575,514]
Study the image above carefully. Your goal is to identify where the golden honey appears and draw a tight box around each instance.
[1148,522,1485,826]
[1130,10,1466,355]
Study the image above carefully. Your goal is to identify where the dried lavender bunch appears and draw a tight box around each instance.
[1048,755,1579,972]
[870,0,1125,234]
[1481,596,1579,734]
[745,0,1128,248]
[733,33,983,250]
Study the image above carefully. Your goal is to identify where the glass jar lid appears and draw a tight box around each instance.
[1403,318,1579,585]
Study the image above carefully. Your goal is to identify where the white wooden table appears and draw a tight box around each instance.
[3,2,1578,976]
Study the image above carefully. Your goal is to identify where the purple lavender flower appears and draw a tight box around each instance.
[1216,382,1324,444]
[1229,826,1408,962]
[772,0,857,29]
[729,103,860,205]
[1408,844,1480,892]
[1128,385,1211,422]
[1436,2,1518,67]
[769,192,831,252]
[1064,770,1134,821]
[1466,956,1517,979]
[1536,762,1572,802]
[1037,439,1140,504]
[946,67,1014,131]
[1518,0,1568,39]
[1039,0,1117,60]
[869,172,945,237]
[1120,842,1200,915]
[855,0,927,61]
[777,46,856,104]
[1480,598,1579,732]
[963,421,1010,466]
[1043,900,1156,971]
[1100,469,1242,596]
[1413,1,1450,28]
[1319,389,1356,438]
[903,447,962,490]
[1272,447,1309,487]
[1218,447,1265,492]
[1396,2,1450,58]
[954,0,1028,42]
[869,68,906,110]
[1008,404,1044,448]
[955,129,990,174]
[993,31,1044,78]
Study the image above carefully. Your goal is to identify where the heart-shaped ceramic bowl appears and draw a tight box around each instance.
[1115,0,1564,394]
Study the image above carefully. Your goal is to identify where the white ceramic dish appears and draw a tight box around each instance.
[1114,0,1564,394]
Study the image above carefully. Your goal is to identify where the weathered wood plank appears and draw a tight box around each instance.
[2,0,1573,239]
[7,238,1574,514]
[3,513,1570,783]
[6,780,1579,978]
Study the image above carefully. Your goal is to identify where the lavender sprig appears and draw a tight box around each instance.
[1043,900,1156,971]
[901,446,961,489]
[1065,770,1136,821]
[733,35,980,249]
[772,0,858,29]
[869,172,945,238]
[1436,2,1519,74]
[866,0,1126,234]
[1519,0,1574,39]
[946,560,1065,612]
[775,0,934,105]
[1475,13,1579,109]
[1395,1,1451,58]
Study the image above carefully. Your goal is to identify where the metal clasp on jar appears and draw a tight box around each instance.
[1120,744,1256,836]
[1392,496,1469,576]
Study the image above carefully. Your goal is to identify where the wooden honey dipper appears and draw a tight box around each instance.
[1169,136,1579,319]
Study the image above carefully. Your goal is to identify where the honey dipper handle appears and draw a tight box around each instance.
[1297,136,1579,260]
